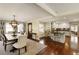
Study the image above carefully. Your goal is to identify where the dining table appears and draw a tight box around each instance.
[5,34,17,40]
[5,33,21,52]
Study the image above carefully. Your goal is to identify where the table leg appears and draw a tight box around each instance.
[25,46,27,52]
[18,49,20,55]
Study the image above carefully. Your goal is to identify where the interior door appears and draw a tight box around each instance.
[28,23,32,39]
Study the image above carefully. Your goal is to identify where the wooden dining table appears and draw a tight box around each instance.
[5,33,21,41]
[5,34,18,40]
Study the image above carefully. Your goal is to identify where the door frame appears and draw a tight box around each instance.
[28,23,32,39]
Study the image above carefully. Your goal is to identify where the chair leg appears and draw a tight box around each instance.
[25,46,27,52]
[18,49,20,55]
[4,44,6,51]
[3,42,4,46]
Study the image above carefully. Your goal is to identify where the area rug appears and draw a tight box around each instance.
[0,39,46,55]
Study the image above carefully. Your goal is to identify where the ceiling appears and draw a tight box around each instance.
[36,3,79,22]
[46,3,79,16]
[0,3,79,22]
[0,3,51,22]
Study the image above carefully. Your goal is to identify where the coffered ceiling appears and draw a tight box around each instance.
[36,3,79,22]
[0,3,79,22]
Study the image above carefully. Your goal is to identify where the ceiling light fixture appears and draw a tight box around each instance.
[10,15,18,28]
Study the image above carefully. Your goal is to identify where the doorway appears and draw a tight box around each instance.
[28,23,32,39]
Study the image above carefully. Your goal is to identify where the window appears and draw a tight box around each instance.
[17,23,24,33]
[5,23,14,33]
[71,25,78,32]
[39,23,44,33]
[5,23,25,34]
[53,22,69,28]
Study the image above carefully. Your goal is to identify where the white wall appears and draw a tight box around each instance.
[44,22,51,32]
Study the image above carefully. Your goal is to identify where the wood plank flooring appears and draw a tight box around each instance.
[37,36,77,55]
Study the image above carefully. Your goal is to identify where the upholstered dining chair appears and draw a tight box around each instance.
[1,34,16,51]
[13,35,27,55]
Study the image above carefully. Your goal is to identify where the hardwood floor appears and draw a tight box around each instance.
[37,36,77,55]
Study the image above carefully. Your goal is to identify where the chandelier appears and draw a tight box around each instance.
[10,15,18,28]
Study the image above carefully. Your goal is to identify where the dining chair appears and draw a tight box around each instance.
[13,35,27,55]
[1,34,16,51]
